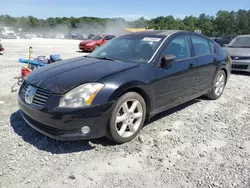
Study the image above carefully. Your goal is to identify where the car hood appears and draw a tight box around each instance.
[224,47,250,56]
[26,56,139,94]
[80,40,95,44]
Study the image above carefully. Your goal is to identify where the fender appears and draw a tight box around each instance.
[92,80,155,114]
[92,63,156,113]
[214,59,231,83]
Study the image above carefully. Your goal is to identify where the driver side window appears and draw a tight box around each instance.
[164,35,191,61]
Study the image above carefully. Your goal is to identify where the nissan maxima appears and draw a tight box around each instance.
[18,30,231,143]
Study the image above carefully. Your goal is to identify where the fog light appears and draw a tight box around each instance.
[81,126,90,134]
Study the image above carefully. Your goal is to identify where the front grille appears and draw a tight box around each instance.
[232,64,248,69]
[21,81,50,107]
[231,56,250,60]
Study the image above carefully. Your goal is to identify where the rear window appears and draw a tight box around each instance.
[209,41,216,53]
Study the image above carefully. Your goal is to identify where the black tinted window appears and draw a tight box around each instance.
[104,35,115,40]
[191,35,211,56]
[164,35,191,61]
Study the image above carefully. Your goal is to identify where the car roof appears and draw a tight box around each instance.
[124,30,188,36]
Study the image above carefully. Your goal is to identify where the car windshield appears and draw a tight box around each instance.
[91,35,102,40]
[89,35,164,63]
[229,36,250,48]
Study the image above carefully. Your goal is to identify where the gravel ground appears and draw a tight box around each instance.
[0,39,250,188]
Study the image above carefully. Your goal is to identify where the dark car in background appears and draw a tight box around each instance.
[82,34,95,40]
[18,30,231,143]
[79,34,116,52]
[214,35,237,47]
[71,33,84,40]
[224,35,250,72]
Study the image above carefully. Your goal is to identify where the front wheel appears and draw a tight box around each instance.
[107,92,146,144]
[206,70,226,100]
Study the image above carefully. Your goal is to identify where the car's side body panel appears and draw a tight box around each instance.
[97,31,231,118]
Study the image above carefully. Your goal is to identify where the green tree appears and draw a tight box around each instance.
[0,9,250,37]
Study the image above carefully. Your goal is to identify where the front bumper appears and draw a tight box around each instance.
[79,45,94,52]
[18,95,113,141]
[231,60,250,72]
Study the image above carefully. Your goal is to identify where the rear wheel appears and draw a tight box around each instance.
[107,92,146,144]
[206,70,226,100]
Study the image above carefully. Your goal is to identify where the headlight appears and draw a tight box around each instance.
[59,83,104,108]
[86,42,95,46]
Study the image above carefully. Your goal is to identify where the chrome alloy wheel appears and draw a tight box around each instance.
[115,99,143,138]
[214,72,226,96]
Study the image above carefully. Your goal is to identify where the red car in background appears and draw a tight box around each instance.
[79,34,116,52]
[0,42,4,52]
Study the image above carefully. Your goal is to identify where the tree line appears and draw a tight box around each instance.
[0,9,249,37]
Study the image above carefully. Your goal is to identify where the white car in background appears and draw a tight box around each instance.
[224,35,250,72]
[55,34,65,39]
[0,27,17,39]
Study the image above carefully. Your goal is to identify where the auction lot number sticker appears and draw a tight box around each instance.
[142,37,161,42]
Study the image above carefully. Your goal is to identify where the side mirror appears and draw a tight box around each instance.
[161,55,176,68]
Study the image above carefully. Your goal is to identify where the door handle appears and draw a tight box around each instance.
[188,64,196,69]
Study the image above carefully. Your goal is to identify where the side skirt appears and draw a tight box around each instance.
[148,90,210,119]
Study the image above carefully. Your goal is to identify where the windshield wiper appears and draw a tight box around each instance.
[229,46,250,48]
[93,56,120,62]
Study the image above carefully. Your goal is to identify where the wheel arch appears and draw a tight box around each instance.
[108,82,154,116]
[217,66,229,83]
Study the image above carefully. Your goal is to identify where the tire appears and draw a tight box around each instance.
[206,70,226,100]
[107,92,146,144]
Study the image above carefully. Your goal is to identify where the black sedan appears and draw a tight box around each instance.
[214,35,237,47]
[18,30,231,143]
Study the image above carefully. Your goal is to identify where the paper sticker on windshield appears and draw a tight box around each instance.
[142,37,161,42]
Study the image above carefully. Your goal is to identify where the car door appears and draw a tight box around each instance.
[154,34,197,110]
[190,35,218,95]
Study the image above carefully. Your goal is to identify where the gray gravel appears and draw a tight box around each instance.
[0,39,250,188]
